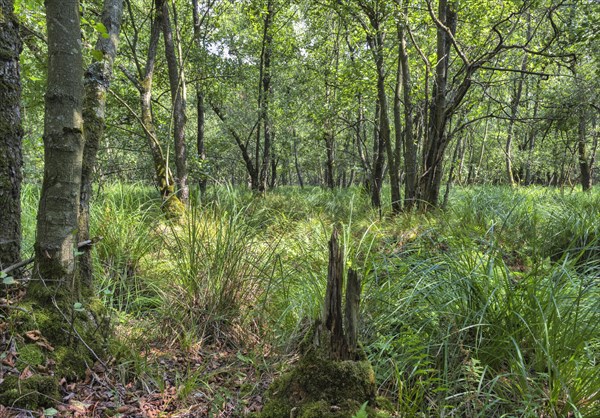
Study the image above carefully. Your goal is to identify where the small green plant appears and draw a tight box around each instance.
[352,401,369,418]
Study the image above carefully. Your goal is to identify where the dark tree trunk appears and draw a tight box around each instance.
[197,89,207,196]
[398,21,417,210]
[324,130,336,189]
[79,0,124,288]
[418,0,456,210]
[578,110,592,191]
[372,34,400,213]
[371,99,385,209]
[321,228,361,360]
[256,0,274,193]
[0,0,22,274]
[292,129,304,188]
[211,103,258,188]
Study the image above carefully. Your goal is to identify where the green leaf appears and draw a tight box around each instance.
[94,22,108,36]
[73,302,84,312]
[44,408,59,416]
[352,401,369,418]
[2,276,17,285]
[91,49,104,61]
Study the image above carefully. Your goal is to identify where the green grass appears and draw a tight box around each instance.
[19,183,600,416]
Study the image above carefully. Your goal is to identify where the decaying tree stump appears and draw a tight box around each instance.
[260,227,378,418]
[319,228,361,361]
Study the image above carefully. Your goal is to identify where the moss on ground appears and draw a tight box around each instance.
[1,295,110,409]
[16,344,45,367]
[0,375,60,409]
[259,349,381,418]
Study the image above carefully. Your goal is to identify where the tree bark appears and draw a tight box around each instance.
[418,0,456,209]
[256,0,274,192]
[161,0,189,203]
[197,90,207,195]
[578,109,592,191]
[292,129,304,188]
[398,21,417,211]
[0,0,22,273]
[192,0,209,196]
[371,99,385,209]
[371,30,400,213]
[79,0,124,289]
[33,0,84,298]
[505,55,527,187]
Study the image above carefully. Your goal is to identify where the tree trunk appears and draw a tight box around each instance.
[321,228,361,361]
[398,21,417,211]
[161,1,188,203]
[372,33,400,214]
[371,99,385,209]
[324,130,336,189]
[0,0,22,274]
[33,0,84,298]
[442,134,462,209]
[192,0,209,197]
[256,0,274,193]
[578,110,592,191]
[293,129,304,188]
[211,102,258,188]
[505,55,527,187]
[197,89,207,196]
[418,0,455,210]
[79,0,124,289]
[126,0,183,216]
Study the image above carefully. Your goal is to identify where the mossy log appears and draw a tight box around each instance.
[260,228,380,418]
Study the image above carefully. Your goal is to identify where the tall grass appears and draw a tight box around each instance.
[91,183,162,313]
[19,182,599,415]
[362,186,600,417]
[159,202,280,345]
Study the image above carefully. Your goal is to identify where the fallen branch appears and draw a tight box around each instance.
[1,237,103,276]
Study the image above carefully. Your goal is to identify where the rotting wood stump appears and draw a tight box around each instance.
[259,228,379,418]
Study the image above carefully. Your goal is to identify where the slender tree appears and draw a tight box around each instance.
[79,0,125,288]
[161,0,189,202]
[121,0,184,216]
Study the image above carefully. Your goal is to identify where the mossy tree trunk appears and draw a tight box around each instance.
[33,0,85,299]
[79,0,124,289]
[0,0,22,274]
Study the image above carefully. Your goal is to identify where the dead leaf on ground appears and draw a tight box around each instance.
[19,365,33,380]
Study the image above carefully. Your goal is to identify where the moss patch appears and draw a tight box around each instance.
[0,375,60,409]
[17,344,45,368]
[260,350,377,418]
[3,295,110,409]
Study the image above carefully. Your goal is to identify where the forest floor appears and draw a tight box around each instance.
[1,283,279,417]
